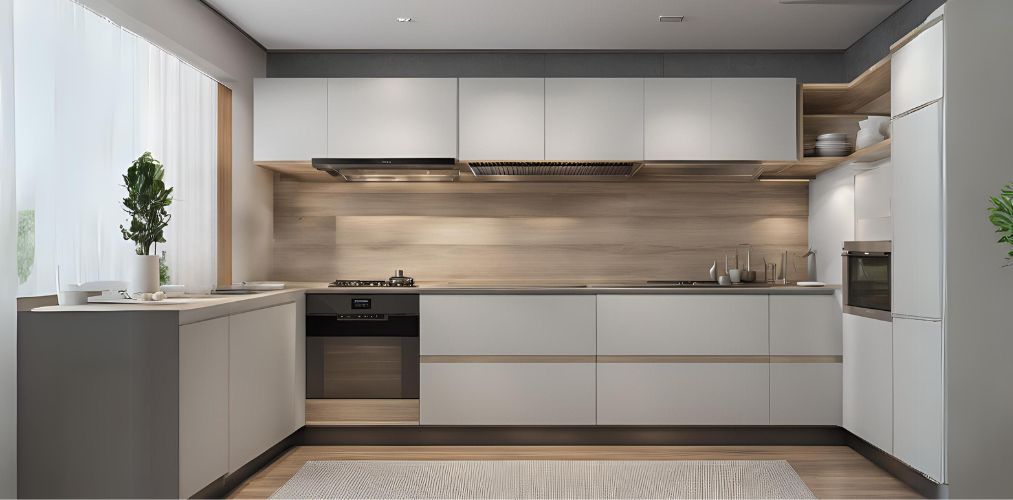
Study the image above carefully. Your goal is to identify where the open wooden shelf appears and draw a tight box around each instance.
[760,138,891,180]
[802,56,891,116]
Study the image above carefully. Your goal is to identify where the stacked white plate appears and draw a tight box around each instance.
[802,135,817,157]
[815,133,852,157]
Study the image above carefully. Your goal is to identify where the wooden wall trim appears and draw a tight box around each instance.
[217,83,233,288]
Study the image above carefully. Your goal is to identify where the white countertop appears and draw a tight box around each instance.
[30,281,838,318]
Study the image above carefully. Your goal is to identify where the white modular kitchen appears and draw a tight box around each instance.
[7,1,1013,499]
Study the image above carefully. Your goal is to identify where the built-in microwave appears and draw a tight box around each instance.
[842,241,892,322]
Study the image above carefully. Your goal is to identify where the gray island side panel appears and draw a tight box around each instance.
[18,310,180,499]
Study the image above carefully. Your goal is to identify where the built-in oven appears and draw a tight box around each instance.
[305,294,419,399]
[842,241,892,321]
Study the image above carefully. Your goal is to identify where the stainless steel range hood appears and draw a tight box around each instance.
[468,161,641,181]
[311,158,459,182]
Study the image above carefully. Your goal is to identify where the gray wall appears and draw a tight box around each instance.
[943,1,1013,497]
[265,0,945,84]
[843,0,946,80]
[268,51,844,82]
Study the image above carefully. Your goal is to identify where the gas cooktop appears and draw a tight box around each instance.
[328,280,416,288]
[329,270,416,288]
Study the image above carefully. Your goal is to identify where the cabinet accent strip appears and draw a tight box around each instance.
[420,355,596,363]
[421,355,842,364]
[597,355,770,364]
[768,355,843,363]
[598,355,843,364]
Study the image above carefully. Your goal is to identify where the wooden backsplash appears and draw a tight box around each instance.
[272,177,810,283]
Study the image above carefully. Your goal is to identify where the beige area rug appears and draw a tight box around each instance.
[269,460,816,499]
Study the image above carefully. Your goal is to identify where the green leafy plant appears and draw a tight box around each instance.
[159,251,170,285]
[988,182,1013,266]
[17,209,35,284]
[120,152,173,255]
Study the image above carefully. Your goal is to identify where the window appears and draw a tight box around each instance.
[13,0,218,296]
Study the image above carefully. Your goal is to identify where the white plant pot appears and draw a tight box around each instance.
[129,254,160,294]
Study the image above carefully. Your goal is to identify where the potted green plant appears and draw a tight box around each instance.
[120,152,173,293]
[988,182,1013,267]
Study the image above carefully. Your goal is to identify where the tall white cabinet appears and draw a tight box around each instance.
[892,101,943,320]
[843,313,893,453]
[889,10,946,483]
[893,317,945,481]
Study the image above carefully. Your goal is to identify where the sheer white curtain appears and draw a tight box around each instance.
[13,0,217,295]
[0,0,17,493]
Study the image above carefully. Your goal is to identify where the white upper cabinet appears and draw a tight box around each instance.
[254,78,328,161]
[710,78,797,161]
[892,20,944,117]
[545,78,644,161]
[459,78,544,161]
[892,102,942,319]
[644,78,711,160]
[327,78,458,158]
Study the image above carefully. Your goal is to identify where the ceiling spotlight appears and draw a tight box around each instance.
[395,17,414,23]
[658,15,684,23]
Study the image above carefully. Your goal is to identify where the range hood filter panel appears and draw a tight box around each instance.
[469,161,641,178]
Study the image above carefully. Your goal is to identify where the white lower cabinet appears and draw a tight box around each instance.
[178,317,229,499]
[597,295,769,355]
[843,313,893,453]
[596,363,770,425]
[421,295,596,355]
[893,317,945,482]
[420,362,596,425]
[228,303,299,472]
[770,363,842,425]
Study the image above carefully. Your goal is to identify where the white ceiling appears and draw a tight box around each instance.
[204,0,907,51]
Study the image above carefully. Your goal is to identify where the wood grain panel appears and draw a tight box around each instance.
[802,56,891,115]
[272,178,809,283]
[305,399,419,426]
[217,83,233,287]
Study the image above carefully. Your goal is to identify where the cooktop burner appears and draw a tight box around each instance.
[329,271,416,288]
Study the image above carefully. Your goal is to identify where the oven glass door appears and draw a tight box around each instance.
[306,336,419,399]
[846,254,891,312]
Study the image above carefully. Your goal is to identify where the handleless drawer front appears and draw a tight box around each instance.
[597,295,769,355]
[596,362,769,425]
[770,295,842,355]
[420,362,596,425]
[770,362,842,425]
[420,295,596,355]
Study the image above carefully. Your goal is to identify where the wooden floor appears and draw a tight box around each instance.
[228,445,922,499]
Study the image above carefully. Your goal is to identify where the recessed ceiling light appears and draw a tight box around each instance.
[395,17,414,23]
[658,15,684,23]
